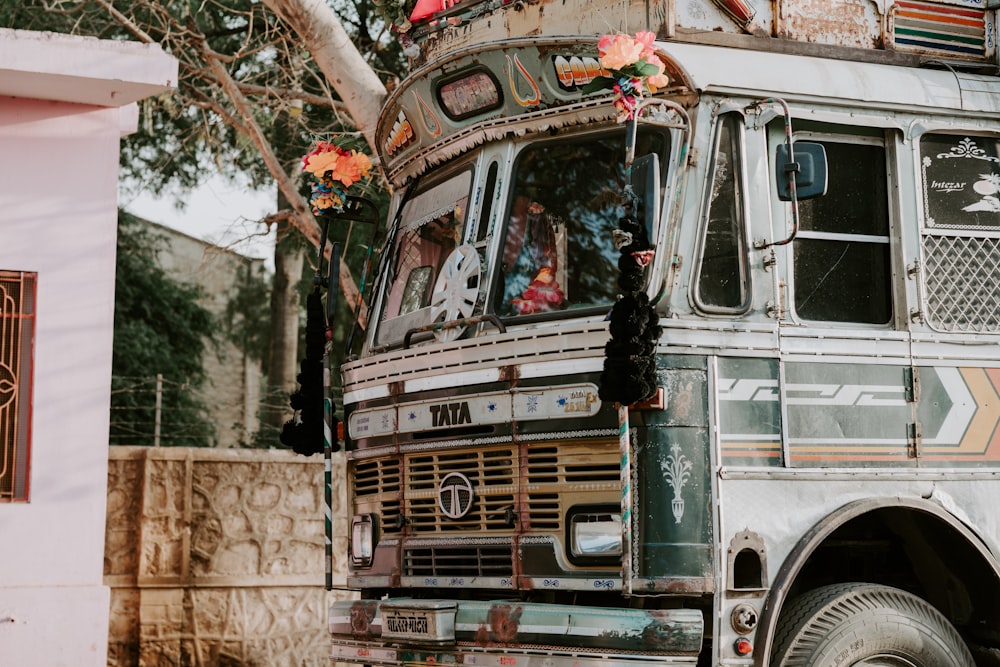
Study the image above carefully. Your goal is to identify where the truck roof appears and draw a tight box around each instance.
[660,40,1000,116]
[401,0,999,76]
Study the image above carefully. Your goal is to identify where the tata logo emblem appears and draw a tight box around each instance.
[438,472,475,519]
[430,401,472,427]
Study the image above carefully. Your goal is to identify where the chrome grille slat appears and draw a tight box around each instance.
[404,545,513,577]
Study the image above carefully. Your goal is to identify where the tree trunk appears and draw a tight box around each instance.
[263,63,309,435]
[262,0,388,151]
[263,222,305,431]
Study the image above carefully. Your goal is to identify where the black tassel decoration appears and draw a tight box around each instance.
[599,190,661,406]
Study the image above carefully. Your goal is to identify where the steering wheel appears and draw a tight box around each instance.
[429,245,481,342]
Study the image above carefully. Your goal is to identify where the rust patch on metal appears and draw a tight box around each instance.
[499,365,520,385]
[475,603,523,646]
[638,577,714,594]
[776,0,881,50]
[349,601,378,638]
[389,381,405,397]
[641,610,696,650]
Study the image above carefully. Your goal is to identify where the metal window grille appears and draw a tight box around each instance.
[922,234,1000,333]
[0,271,36,501]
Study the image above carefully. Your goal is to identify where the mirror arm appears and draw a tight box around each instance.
[752,97,800,249]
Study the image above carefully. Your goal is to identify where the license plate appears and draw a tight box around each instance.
[331,644,397,662]
[380,601,456,643]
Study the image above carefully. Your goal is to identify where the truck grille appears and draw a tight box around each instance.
[350,441,619,538]
[404,544,513,577]
[407,447,517,532]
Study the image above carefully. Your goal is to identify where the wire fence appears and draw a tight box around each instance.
[109,374,303,448]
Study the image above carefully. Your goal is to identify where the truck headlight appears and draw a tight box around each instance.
[351,514,377,567]
[567,505,622,564]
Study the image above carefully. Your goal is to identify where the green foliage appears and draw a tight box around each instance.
[222,261,271,364]
[111,212,217,447]
[7,0,405,446]
[3,0,404,198]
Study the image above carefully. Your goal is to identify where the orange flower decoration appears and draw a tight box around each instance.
[302,139,373,215]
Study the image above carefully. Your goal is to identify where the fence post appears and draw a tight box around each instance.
[154,373,162,447]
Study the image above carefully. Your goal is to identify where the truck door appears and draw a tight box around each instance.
[768,120,917,468]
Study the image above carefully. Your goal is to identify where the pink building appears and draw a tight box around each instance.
[0,28,177,665]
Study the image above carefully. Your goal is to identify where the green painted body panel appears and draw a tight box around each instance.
[784,362,914,467]
[630,357,713,588]
[717,357,1000,467]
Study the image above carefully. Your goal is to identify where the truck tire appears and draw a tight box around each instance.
[770,583,974,666]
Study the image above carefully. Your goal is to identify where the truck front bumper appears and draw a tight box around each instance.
[330,598,703,666]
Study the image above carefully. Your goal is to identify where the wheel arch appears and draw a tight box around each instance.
[752,495,1000,666]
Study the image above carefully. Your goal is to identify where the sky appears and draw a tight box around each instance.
[119,175,278,267]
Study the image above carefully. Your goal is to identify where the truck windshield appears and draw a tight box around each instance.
[494,130,668,317]
[373,129,669,347]
[375,166,473,347]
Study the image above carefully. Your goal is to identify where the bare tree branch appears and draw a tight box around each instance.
[194,31,368,327]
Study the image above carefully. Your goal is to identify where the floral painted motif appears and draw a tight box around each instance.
[584,31,670,122]
[302,139,373,215]
[663,443,693,524]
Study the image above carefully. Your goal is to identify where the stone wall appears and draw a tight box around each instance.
[106,446,351,666]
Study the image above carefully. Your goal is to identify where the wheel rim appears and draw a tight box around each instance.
[429,245,481,342]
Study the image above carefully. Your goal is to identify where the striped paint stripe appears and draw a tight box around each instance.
[894,0,986,58]
[897,0,985,21]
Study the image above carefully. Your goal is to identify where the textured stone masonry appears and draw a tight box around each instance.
[106,446,351,666]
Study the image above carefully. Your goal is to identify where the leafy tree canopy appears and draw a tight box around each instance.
[111,211,217,446]
[2,0,401,199]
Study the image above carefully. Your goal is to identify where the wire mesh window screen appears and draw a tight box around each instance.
[922,234,1000,332]
[919,134,1000,332]
[0,271,35,501]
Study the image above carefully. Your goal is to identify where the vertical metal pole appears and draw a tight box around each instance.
[624,117,638,171]
[154,373,162,447]
[618,404,633,596]
[325,395,333,591]
[324,241,340,592]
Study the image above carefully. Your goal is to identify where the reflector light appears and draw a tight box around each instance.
[734,637,753,656]
[713,0,756,27]
[351,514,376,567]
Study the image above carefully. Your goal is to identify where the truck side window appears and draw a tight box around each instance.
[695,113,749,311]
[919,133,1000,333]
[792,138,892,325]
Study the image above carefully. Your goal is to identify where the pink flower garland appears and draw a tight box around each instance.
[586,32,671,123]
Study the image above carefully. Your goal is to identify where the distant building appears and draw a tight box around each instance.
[137,218,265,448]
[0,28,177,666]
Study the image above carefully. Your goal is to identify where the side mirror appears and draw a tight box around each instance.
[629,153,661,240]
[776,142,827,201]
